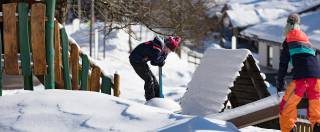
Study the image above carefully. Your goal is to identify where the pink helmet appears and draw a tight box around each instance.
[165,36,181,51]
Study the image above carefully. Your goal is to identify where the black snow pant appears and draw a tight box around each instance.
[130,62,160,101]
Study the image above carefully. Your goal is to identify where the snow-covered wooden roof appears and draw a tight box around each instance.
[225,0,320,28]
[181,48,269,116]
[241,11,320,50]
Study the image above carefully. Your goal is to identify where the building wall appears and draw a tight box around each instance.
[272,46,280,70]
[258,41,268,67]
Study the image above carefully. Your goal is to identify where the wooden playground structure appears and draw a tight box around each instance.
[0,1,119,96]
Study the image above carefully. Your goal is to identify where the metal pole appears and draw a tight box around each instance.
[159,67,164,98]
[89,0,94,56]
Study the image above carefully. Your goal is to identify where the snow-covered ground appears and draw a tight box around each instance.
[0,22,281,131]
[65,23,196,103]
[0,90,239,132]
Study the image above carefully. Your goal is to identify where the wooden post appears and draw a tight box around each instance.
[80,54,89,91]
[113,72,120,97]
[3,3,20,75]
[18,2,33,90]
[54,20,64,88]
[31,3,47,75]
[70,44,80,90]
[89,66,101,92]
[45,0,56,89]
[0,28,2,96]
[60,28,72,90]
[101,75,112,95]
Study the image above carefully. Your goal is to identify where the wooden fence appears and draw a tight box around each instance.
[187,51,202,66]
[0,1,119,96]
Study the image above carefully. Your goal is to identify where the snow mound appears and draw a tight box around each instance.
[145,98,181,112]
[158,117,239,132]
[0,90,238,132]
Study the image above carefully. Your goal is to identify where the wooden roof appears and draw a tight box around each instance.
[228,55,270,108]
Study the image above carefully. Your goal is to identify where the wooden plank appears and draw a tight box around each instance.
[31,3,47,75]
[228,104,280,128]
[114,73,120,97]
[3,3,20,75]
[54,20,63,89]
[60,28,71,90]
[18,2,33,90]
[80,54,89,91]
[0,28,2,95]
[89,66,101,92]
[70,43,80,90]
[101,75,112,95]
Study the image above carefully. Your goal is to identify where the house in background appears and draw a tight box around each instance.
[218,0,320,50]
[240,10,320,71]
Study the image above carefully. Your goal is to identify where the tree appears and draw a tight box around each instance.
[73,0,221,47]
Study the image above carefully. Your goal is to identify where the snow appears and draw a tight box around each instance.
[145,98,181,112]
[207,93,283,121]
[0,90,239,132]
[225,0,320,27]
[181,48,251,116]
[1,21,280,131]
[158,117,239,132]
[63,23,195,103]
[240,126,280,132]
[241,11,320,50]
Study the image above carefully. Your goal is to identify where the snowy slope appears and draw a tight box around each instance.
[1,22,281,131]
[181,48,251,116]
[0,90,239,132]
[64,23,195,103]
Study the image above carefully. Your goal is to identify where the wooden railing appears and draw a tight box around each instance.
[294,114,312,132]
[0,2,119,96]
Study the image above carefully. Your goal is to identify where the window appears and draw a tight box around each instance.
[267,45,273,67]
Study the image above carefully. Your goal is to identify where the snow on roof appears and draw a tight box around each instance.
[241,11,320,49]
[226,0,320,28]
[180,48,251,116]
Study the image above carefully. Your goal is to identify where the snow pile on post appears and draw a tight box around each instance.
[181,48,251,116]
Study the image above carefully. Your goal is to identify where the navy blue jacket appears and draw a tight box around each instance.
[277,30,320,84]
[129,38,167,66]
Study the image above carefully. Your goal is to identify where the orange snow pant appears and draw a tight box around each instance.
[279,78,320,132]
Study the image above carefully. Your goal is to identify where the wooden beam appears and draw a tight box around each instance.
[54,20,63,89]
[228,104,279,128]
[31,3,47,75]
[70,43,80,90]
[89,66,101,92]
[3,3,20,75]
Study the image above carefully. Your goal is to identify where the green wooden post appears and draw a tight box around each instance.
[101,75,112,95]
[0,29,2,95]
[45,0,56,89]
[60,28,72,90]
[80,54,89,91]
[18,3,33,90]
